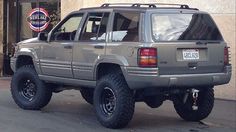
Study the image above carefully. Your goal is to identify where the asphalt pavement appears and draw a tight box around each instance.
[0,78,236,132]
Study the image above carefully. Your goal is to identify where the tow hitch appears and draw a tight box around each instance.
[192,89,199,111]
[182,89,199,111]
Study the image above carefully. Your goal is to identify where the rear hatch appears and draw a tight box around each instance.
[151,13,226,75]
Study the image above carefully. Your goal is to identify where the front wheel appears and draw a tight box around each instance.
[11,65,52,110]
[93,73,135,129]
[173,87,214,121]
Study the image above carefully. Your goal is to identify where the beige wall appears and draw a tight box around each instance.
[213,15,236,100]
[0,0,3,75]
[61,0,236,100]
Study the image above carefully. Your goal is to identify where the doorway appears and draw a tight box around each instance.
[3,0,61,75]
[17,0,61,41]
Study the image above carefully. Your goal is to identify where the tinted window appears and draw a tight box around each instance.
[112,12,140,42]
[79,12,109,41]
[51,14,83,41]
[152,14,223,41]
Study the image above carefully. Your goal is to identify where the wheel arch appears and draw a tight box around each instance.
[95,62,123,80]
[16,55,34,69]
[94,56,129,79]
[15,54,41,74]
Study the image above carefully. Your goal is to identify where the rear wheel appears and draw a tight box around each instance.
[11,65,52,110]
[144,96,164,108]
[80,88,94,105]
[173,87,214,121]
[94,73,135,129]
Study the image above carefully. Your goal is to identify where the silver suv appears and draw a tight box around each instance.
[10,3,231,129]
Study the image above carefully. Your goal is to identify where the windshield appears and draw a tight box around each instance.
[152,13,223,41]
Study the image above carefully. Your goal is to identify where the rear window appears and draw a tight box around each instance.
[152,13,223,41]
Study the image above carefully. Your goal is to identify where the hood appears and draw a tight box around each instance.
[18,38,40,44]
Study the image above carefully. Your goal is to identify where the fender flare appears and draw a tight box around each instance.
[93,56,129,80]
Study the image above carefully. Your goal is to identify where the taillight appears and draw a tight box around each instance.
[224,47,229,65]
[138,48,157,67]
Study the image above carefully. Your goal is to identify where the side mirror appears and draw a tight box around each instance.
[38,32,48,41]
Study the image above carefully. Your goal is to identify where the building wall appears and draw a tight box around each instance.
[64,0,235,100]
[0,0,3,75]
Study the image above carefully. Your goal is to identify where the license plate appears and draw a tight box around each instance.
[182,49,199,60]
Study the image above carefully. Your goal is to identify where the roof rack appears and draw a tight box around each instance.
[101,3,199,10]
[153,3,190,9]
[132,3,157,8]
[101,3,136,7]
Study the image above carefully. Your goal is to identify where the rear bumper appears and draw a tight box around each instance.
[121,66,232,89]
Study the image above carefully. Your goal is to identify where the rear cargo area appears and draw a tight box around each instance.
[151,13,227,75]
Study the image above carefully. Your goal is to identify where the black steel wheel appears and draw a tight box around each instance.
[100,87,116,116]
[94,73,135,129]
[11,65,52,110]
[173,87,214,121]
[18,77,37,101]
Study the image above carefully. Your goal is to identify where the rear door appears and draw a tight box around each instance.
[72,12,110,80]
[151,13,225,75]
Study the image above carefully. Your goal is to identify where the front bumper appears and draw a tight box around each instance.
[10,57,16,72]
[121,66,232,89]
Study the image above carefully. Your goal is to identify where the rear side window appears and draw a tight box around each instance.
[112,12,140,42]
[79,12,109,41]
[152,14,223,41]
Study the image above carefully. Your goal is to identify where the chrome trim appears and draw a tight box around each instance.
[160,72,230,78]
[41,66,71,70]
[72,64,93,72]
[41,63,71,68]
[125,67,158,76]
[72,65,93,70]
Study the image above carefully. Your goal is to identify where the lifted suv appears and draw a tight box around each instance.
[10,3,231,129]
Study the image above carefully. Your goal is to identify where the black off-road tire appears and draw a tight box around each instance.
[173,87,214,121]
[11,65,52,110]
[94,73,135,129]
[80,88,94,105]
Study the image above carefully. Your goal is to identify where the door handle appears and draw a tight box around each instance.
[64,45,72,49]
[94,45,104,49]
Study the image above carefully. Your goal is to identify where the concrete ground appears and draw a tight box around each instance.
[0,78,236,132]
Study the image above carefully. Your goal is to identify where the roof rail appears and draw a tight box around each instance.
[101,3,157,8]
[101,3,134,7]
[132,3,156,8]
[100,3,199,10]
[153,3,190,9]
